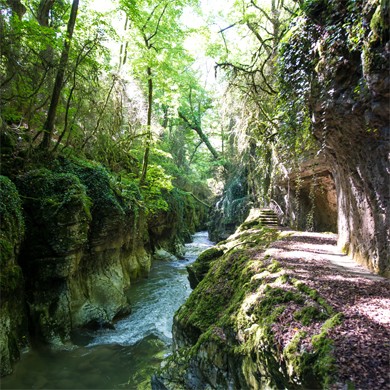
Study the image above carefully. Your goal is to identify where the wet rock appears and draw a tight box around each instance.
[153,248,178,262]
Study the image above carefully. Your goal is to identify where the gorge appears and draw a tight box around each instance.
[0,0,389,388]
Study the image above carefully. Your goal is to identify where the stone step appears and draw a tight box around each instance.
[258,208,279,226]
[242,208,280,230]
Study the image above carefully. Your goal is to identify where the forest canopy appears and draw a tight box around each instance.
[1,0,337,208]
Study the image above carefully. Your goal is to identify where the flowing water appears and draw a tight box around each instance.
[1,231,213,390]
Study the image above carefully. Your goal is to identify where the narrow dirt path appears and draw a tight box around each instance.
[265,231,390,389]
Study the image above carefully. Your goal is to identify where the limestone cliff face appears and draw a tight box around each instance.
[283,0,389,275]
[16,167,148,344]
[208,155,338,243]
[272,154,338,233]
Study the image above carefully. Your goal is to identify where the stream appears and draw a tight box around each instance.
[1,231,213,390]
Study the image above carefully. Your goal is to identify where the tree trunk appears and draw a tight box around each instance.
[6,0,26,19]
[37,0,55,27]
[39,0,79,151]
[140,66,153,184]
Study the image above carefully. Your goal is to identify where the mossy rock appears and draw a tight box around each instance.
[17,168,92,257]
[187,247,224,289]
[0,176,28,376]
[162,229,342,389]
[53,157,126,216]
[294,305,329,326]
[283,313,343,388]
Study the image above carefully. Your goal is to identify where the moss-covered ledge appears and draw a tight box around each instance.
[153,220,343,389]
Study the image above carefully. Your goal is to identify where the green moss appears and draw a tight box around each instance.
[310,313,343,387]
[276,274,289,284]
[0,256,23,296]
[293,279,334,315]
[294,305,329,326]
[168,224,344,389]
[198,247,224,263]
[18,168,92,220]
[0,239,13,262]
[240,220,262,230]
[284,313,342,387]
[248,287,304,337]
[178,250,252,332]
[319,312,343,332]
[267,259,281,273]
[16,168,92,256]
[53,157,124,215]
[283,330,308,377]
[187,247,225,288]
[0,176,25,245]
[369,5,383,43]
[0,176,25,297]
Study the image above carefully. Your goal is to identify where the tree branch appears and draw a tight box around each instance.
[178,111,219,160]
[147,2,169,43]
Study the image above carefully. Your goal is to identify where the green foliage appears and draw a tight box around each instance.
[139,164,174,215]
[277,16,317,159]
[1,0,218,208]
[53,156,180,218]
